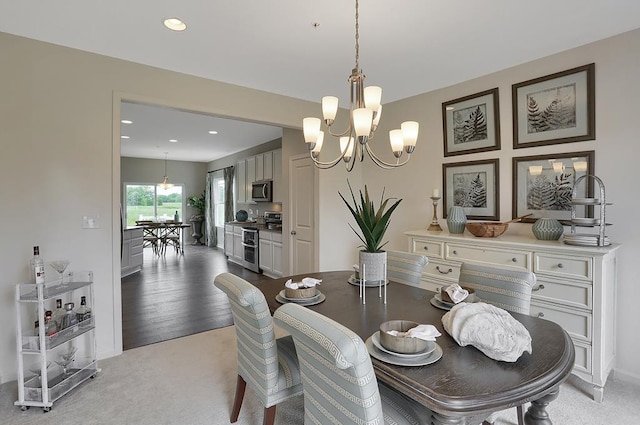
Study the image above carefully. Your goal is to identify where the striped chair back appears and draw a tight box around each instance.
[214,273,301,407]
[458,263,536,314]
[386,250,428,287]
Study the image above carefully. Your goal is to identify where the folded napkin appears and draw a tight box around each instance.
[443,284,469,303]
[385,324,441,341]
[441,302,532,362]
[284,277,322,289]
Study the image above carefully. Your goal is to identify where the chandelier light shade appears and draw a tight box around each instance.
[159,152,174,190]
[303,0,419,171]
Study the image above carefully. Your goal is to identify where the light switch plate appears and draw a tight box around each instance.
[82,215,100,229]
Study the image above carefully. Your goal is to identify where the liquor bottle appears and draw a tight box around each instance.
[44,310,58,337]
[61,302,78,329]
[76,296,92,324]
[30,246,45,284]
[174,211,179,222]
[52,299,65,331]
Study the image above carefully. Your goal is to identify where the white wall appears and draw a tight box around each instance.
[332,29,640,383]
[0,31,319,384]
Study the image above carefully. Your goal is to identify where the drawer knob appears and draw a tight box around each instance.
[511,258,517,263]
[423,246,428,251]
[436,266,453,275]
[532,284,545,292]
[537,312,545,318]
[557,263,564,269]
[452,250,457,255]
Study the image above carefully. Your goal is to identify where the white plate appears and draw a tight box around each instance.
[371,331,436,359]
[279,288,320,302]
[365,337,443,367]
[276,291,326,306]
[563,239,611,247]
[571,218,601,226]
[347,275,388,287]
[572,198,600,205]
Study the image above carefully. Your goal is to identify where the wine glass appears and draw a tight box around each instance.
[55,347,78,377]
[49,260,71,287]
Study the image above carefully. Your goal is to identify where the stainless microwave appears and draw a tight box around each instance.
[251,180,272,202]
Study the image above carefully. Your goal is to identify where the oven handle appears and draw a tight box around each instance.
[241,242,257,248]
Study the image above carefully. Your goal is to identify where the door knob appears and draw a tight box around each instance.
[290,230,297,235]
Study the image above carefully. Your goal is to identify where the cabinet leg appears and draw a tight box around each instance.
[592,385,604,403]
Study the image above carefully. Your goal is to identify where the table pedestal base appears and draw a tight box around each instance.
[525,388,559,425]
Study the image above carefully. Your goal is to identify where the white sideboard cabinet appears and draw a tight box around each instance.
[405,230,619,402]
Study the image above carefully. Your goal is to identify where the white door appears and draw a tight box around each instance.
[289,156,316,274]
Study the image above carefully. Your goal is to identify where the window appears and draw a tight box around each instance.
[213,175,225,227]
[124,184,183,227]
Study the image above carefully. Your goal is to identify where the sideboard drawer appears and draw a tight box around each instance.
[530,301,591,342]
[445,243,530,270]
[573,340,592,374]
[424,260,460,283]
[532,277,592,310]
[534,253,592,282]
[411,239,444,259]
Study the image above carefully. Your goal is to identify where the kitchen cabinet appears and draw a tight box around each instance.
[232,225,244,265]
[224,224,234,258]
[405,230,619,402]
[235,149,283,204]
[121,228,143,277]
[14,271,98,411]
[258,230,283,278]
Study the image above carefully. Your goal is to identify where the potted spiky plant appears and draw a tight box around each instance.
[339,181,402,284]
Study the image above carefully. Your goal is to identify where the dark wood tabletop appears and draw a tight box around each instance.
[262,270,575,425]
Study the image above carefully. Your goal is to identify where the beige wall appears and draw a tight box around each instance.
[0,31,318,384]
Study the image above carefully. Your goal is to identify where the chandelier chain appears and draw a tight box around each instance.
[354,0,359,69]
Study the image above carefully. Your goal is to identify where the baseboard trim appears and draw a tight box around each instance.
[613,368,640,386]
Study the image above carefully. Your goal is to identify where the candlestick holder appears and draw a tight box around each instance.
[427,196,443,231]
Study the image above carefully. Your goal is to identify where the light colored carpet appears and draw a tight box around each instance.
[1,325,639,425]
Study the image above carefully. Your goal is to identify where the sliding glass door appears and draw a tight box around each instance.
[124,184,184,227]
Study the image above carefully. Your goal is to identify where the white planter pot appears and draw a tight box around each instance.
[359,251,387,284]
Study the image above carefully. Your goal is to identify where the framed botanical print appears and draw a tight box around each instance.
[512,63,595,148]
[443,159,499,220]
[442,88,500,156]
[512,151,594,223]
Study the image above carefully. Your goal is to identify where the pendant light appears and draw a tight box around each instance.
[159,152,174,190]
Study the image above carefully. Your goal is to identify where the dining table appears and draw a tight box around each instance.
[137,222,191,255]
[261,270,575,425]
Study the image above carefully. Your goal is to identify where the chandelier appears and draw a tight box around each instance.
[159,152,174,190]
[302,0,418,171]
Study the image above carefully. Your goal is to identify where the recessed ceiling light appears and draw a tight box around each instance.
[208,130,218,135]
[169,139,178,143]
[121,119,133,124]
[163,17,187,31]
[121,135,130,139]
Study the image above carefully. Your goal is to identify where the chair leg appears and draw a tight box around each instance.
[230,375,246,423]
[517,404,525,425]
[263,405,276,425]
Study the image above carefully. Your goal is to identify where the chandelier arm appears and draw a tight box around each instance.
[364,143,411,169]
[309,154,347,169]
[325,123,354,139]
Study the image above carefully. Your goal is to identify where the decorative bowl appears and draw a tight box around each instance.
[284,286,317,299]
[235,210,248,222]
[379,320,427,354]
[440,286,475,304]
[465,222,508,237]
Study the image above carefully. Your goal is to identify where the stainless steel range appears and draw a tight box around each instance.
[240,227,260,273]
[264,211,282,230]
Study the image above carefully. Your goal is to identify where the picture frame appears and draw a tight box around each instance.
[443,159,499,220]
[442,88,501,156]
[512,151,595,223]
[512,63,595,148]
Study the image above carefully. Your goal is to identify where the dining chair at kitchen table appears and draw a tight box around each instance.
[214,273,303,425]
[274,302,433,425]
[458,262,536,425]
[386,250,428,287]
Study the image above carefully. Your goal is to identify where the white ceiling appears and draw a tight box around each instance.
[4,1,640,162]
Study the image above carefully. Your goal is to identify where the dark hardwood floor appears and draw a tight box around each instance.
[121,244,273,350]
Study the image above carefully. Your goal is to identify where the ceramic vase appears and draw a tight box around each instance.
[532,218,564,240]
[359,250,387,284]
[447,206,467,234]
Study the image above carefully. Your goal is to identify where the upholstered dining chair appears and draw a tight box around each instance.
[273,302,432,425]
[214,273,303,425]
[386,250,428,287]
[458,262,537,425]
